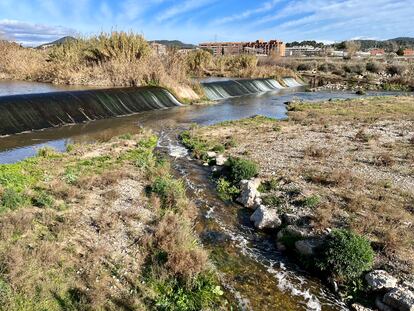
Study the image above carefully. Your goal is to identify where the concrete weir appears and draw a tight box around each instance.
[201,78,303,100]
[0,86,182,136]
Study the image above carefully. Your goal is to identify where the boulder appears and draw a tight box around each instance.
[206,151,217,158]
[295,239,323,256]
[276,225,306,241]
[250,205,282,230]
[376,296,395,311]
[237,178,261,208]
[365,270,398,291]
[215,154,227,166]
[383,288,414,311]
[352,303,375,311]
[282,213,300,225]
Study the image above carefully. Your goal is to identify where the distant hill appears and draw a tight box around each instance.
[150,40,196,49]
[333,37,414,52]
[37,36,76,49]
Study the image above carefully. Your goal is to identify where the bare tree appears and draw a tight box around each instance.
[345,41,361,59]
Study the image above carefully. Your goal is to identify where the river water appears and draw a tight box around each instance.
[0,81,409,310]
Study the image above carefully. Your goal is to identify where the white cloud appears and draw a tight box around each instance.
[212,0,283,25]
[0,19,76,46]
[157,0,216,22]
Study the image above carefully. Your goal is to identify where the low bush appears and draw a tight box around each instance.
[317,62,338,73]
[226,157,259,184]
[258,178,279,193]
[343,63,365,75]
[212,144,225,153]
[317,229,374,284]
[216,178,240,201]
[180,130,209,159]
[151,176,186,209]
[366,61,384,73]
[0,188,28,212]
[387,63,406,76]
[297,62,314,71]
[300,195,320,208]
[262,195,282,207]
[151,273,223,311]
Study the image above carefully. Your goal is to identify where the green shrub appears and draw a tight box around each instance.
[262,195,282,207]
[152,274,223,311]
[258,178,279,193]
[317,229,374,284]
[300,195,320,208]
[0,188,28,212]
[180,131,209,159]
[216,178,240,201]
[66,144,75,153]
[212,144,225,153]
[226,157,259,184]
[151,176,186,209]
[36,146,58,158]
[32,190,54,208]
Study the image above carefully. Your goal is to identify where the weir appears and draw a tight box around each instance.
[0,86,181,136]
[201,78,301,100]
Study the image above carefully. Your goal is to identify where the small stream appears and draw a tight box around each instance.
[0,81,410,310]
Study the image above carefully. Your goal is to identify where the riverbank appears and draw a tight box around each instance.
[180,96,414,309]
[0,131,226,310]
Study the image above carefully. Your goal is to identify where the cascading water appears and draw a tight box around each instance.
[0,86,181,136]
[201,78,302,100]
[283,77,304,88]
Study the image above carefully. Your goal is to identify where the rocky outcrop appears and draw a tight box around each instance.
[237,178,261,208]
[295,239,323,256]
[383,288,414,311]
[365,270,398,291]
[215,154,227,166]
[250,205,282,230]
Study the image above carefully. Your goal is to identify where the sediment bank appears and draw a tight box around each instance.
[180,95,414,309]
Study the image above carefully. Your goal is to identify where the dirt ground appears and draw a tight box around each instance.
[188,96,414,277]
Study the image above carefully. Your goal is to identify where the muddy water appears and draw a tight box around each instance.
[0,81,409,310]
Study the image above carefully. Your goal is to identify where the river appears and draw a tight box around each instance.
[0,80,409,310]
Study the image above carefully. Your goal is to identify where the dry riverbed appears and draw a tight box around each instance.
[182,95,414,308]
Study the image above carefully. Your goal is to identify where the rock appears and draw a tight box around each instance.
[253,197,262,209]
[282,213,300,225]
[237,178,261,208]
[365,270,398,291]
[206,151,217,158]
[295,239,323,256]
[215,154,227,166]
[352,303,375,311]
[376,296,395,311]
[250,205,282,230]
[383,288,414,311]
[276,225,305,241]
[203,162,209,166]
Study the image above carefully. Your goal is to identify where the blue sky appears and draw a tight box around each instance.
[0,0,413,46]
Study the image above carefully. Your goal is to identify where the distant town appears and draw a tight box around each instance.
[149,38,414,58]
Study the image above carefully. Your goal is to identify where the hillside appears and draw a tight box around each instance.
[37,36,76,48]
[150,39,196,49]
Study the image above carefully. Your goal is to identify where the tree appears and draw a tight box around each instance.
[396,48,405,56]
[345,41,361,59]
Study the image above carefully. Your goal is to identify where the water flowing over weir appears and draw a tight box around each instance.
[201,78,303,100]
[0,86,181,136]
